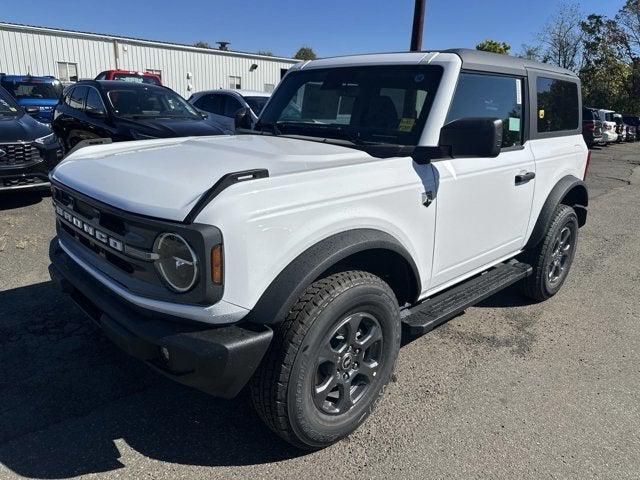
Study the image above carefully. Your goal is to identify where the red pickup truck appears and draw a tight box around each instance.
[95,69,162,85]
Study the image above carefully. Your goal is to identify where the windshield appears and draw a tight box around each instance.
[1,79,63,100]
[258,65,443,146]
[112,73,161,85]
[106,86,200,119]
[0,87,21,116]
[244,96,269,115]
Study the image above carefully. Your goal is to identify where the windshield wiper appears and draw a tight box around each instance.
[256,121,281,135]
[276,122,386,146]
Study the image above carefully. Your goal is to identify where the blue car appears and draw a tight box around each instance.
[0,74,64,123]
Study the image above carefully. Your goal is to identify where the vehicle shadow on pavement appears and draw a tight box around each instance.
[0,191,48,211]
[0,281,304,479]
[476,284,535,308]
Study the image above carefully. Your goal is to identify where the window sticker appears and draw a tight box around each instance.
[508,117,521,132]
[515,79,522,105]
[539,109,545,119]
[398,118,415,131]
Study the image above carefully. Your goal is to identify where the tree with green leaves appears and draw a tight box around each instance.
[580,14,630,111]
[294,47,317,60]
[257,50,274,57]
[475,39,511,55]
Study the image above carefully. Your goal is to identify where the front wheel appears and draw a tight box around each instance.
[250,271,401,449]
[522,204,579,301]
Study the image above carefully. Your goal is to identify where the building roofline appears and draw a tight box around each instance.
[0,21,298,64]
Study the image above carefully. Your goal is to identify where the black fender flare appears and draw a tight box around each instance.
[245,229,421,325]
[525,175,588,250]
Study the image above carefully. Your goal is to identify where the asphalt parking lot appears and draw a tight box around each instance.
[1,143,639,479]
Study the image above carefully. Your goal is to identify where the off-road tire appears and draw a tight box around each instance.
[522,204,579,301]
[250,271,401,449]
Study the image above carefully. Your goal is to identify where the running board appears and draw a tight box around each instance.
[402,261,532,336]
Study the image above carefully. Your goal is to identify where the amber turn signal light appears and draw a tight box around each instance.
[211,244,223,285]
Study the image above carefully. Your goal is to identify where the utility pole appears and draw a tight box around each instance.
[410,0,426,51]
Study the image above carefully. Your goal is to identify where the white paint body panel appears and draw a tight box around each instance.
[430,145,536,288]
[50,52,589,325]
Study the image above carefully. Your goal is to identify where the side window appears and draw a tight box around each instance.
[536,77,579,133]
[85,88,106,113]
[194,94,224,114]
[95,72,106,80]
[63,87,74,106]
[69,85,88,110]
[446,72,524,148]
[223,96,243,117]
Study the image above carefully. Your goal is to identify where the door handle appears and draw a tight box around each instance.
[515,172,535,185]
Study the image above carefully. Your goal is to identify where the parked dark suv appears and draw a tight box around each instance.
[582,107,603,148]
[52,81,225,150]
[0,86,63,191]
[622,114,639,142]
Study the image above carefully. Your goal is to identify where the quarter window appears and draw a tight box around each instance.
[57,62,79,82]
[536,77,579,133]
[68,85,88,110]
[446,73,524,148]
[229,76,242,89]
[85,88,106,113]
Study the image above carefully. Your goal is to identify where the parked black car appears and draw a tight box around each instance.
[622,114,639,142]
[582,107,604,148]
[0,85,63,191]
[52,81,225,150]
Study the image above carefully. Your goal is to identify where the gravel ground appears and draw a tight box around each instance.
[0,142,639,479]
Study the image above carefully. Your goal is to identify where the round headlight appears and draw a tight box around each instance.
[154,233,198,292]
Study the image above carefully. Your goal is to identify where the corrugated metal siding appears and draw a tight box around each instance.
[0,24,297,98]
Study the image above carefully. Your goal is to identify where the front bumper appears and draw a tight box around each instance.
[49,238,273,398]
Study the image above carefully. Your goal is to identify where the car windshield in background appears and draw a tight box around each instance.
[0,88,21,116]
[244,96,269,115]
[106,86,200,119]
[1,80,63,100]
[258,65,443,146]
[112,73,161,85]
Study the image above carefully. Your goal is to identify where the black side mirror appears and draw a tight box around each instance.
[234,107,252,130]
[24,105,39,116]
[439,118,503,158]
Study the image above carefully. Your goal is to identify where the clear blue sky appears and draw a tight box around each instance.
[3,0,622,57]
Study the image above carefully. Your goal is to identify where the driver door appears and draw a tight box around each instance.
[430,72,535,289]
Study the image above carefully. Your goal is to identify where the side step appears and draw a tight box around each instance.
[402,261,532,336]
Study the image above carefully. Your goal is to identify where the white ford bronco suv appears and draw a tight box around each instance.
[49,49,589,449]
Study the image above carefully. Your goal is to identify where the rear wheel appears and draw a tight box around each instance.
[250,271,401,449]
[522,204,579,301]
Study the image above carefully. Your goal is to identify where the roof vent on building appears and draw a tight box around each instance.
[216,41,230,51]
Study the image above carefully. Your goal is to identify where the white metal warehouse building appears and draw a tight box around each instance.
[0,22,298,98]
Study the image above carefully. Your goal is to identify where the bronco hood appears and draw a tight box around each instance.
[52,135,372,221]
